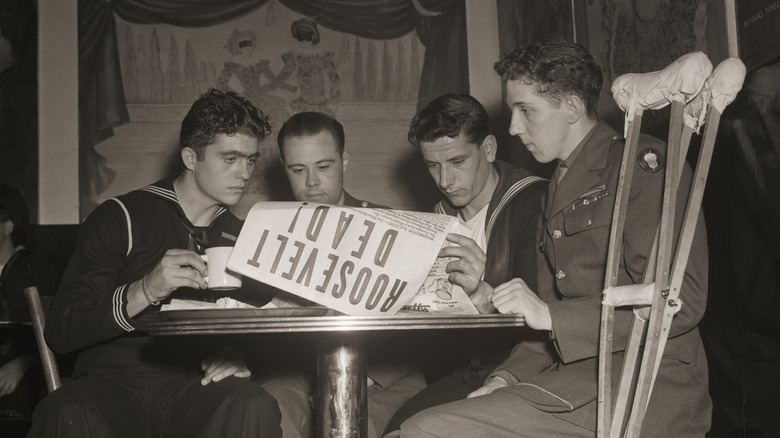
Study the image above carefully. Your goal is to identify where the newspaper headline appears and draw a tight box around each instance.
[229,202,469,316]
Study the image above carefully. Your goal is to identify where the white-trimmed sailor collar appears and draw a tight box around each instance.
[140,177,229,226]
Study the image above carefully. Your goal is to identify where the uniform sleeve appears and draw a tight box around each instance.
[549,158,708,364]
[488,326,558,382]
[45,200,137,354]
[508,181,547,291]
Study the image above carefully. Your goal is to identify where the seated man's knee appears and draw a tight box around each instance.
[30,389,122,436]
[33,390,80,419]
[399,410,439,436]
[215,381,282,420]
[191,381,282,437]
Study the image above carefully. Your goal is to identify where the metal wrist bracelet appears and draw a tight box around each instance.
[142,275,160,306]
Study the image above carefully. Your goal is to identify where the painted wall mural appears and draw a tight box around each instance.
[592,0,707,129]
[99,3,428,217]
[600,0,706,81]
[118,14,421,108]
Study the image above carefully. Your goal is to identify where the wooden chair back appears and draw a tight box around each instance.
[24,286,61,393]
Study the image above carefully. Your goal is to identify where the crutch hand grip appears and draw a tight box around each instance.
[602,283,655,307]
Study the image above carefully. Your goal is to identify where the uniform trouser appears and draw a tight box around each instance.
[383,363,488,436]
[398,389,591,438]
[261,367,426,438]
[27,371,282,438]
[397,349,712,438]
[0,361,45,438]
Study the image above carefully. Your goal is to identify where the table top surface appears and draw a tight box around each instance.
[0,320,32,329]
[149,311,526,335]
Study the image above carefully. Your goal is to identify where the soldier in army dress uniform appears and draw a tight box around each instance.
[398,40,710,438]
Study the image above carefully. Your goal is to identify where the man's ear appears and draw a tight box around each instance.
[565,95,585,124]
[181,147,198,171]
[341,150,349,173]
[482,135,498,163]
[2,219,13,237]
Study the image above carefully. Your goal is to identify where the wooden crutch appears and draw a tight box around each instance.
[624,58,746,438]
[597,93,644,438]
[605,88,706,438]
[607,57,715,433]
[598,51,712,438]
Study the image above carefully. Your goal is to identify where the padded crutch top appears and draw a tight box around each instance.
[683,57,747,133]
[706,58,747,113]
[611,52,713,137]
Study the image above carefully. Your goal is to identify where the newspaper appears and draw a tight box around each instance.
[161,298,262,311]
[399,220,479,315]
[228,202,478,316]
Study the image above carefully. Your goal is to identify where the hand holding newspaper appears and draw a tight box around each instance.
[228,202,478,316]
[400,222,480,314]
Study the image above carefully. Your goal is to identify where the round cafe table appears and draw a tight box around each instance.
[149,311,525,438]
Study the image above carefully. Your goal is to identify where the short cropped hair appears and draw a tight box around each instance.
[407,94,490,148]
[277,112,346,160]
[494,40,603,116]
[0,183,30,246]
[179,88,271,160]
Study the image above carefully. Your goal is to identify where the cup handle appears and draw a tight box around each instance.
[200,254,208,283]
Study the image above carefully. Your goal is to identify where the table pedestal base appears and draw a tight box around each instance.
[317,337,367,438]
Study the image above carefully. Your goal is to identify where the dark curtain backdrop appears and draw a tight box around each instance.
[77,0,467,218]
[0,0,38,220]
[494,0,572,178]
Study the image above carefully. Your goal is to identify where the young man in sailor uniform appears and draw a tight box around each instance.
[384,93,547,436]
[28,89,283,437]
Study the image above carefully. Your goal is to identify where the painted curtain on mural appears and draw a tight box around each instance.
[78,0,468,218]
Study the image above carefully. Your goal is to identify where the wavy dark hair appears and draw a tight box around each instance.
[179,88,271,160]
[494,40,603,116]
[407,93,490,148]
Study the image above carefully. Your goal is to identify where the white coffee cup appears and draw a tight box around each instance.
[202,246,242,290]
